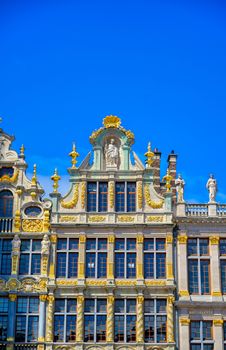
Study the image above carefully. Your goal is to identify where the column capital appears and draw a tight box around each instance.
[180,317,190,326]
[179,290,189,297]
[166,234,173,244]
[137,234,144,244]
[8,294,17,302]
[213,319,224,327]
[79,234,86,243]
[178,235,188,244]
[39,294,48,302]
[209,236,220,245]
[50,234,57,243]
[108,235,115,243]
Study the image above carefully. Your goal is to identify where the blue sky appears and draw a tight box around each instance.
[0,0,226,202]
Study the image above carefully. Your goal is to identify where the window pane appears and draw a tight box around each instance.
[201,261,210,294]
[86,239,96,250]
[156,239,165,251]
[115,300,124,313]
[32,240,41,251]
[67,299,77,313]
[19,254,29,275]
[144,315,154,342]
[156,253,166,279]
[116,183,125,212]
[144,238,154,251]
[68,253,78,278]
[191,321,200,340]
[114,315,124,342]
[56,253,66,278]
[188,239,197,256]
[203,346,213,350]
[55,299,65,313]
[2,239,11,251]
[1,253,11,274]
[127,182,136,212]
[221,261,226,294]
[98,238,107,250]
[97,299,107,313]
[84,315,94,342]
[21,240,30,251]
[57,239,67,250]
[144,253,154,279]
[200,239,209,255]
[203,321,212,340]
[0,315,7,341]
[0,298,8,313]
[220,239,226,255]
[17,298,28,313]
[15,316,26,342]
[144,300,154,313]
[156,315,166,342]
[99,182,108,212]
[189,260,199,294]
[84,299,95,313]
[96,315,106,342]
[86,253,95,278]
[127,253,136,278]
[31,254,41,274]
[191,346,201,350]
[98,253,107,278]
[127,300,136,313]
[54,315,64,342]
[0,190,13,217]
[66,315,76,342]
[127,238,136,250]
[115,253,125,278]
[27,316,38,342]
[126,315,136,342]
[29,298,39,313]
[87,182,97,212]
[157,299,166,313]
[69,238,79,250]
[115,238,124,250]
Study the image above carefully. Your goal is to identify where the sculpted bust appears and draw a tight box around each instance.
[104,138,119,167]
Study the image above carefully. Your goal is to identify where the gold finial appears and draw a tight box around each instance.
[20,144,25,157]
[31,164,37,186]
[145,142,154,168]
[163,169,173,192]
[103,115,121,128]
[69,143,79,168]
[51,168,61,193]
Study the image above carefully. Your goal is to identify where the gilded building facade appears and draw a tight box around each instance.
[0,116,225,350]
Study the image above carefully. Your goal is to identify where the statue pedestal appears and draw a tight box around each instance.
[106,165,118,171]
[208,202,217,217]
[176,202,186,217]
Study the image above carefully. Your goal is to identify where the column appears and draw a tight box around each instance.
[38,295,47,342]
[106,295,114,342]
[177,234,189,297]
[213,319,224,350]
[136,234,144,280]
[107,235,115,280]
[166,233,174,281]
[76,295,84,342]
[46,294,54,342]
[210,236,222,296]
[137,180,143,212]
[179,317,190,350]
[78,234,86,279]
[136,295,144,343]
[49,234,57,279]
[167,296,175,343]
[7,294,17,342]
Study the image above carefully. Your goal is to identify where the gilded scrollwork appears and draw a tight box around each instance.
[86,280,107,286]
[57,279,78,286]
[147,216,163,222]
[144,184,164,209]
[60,183,79,209]
[145,280,166,286]
[22,219,43,232]
[88,215,106,222]
[116,280,136,286]
[59,215,78,223]
[0,168,19,183]
[118,215,135,222]
[81,181,86,209]
[137,181,143,209]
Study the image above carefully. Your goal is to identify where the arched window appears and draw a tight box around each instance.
[0,190,14,217]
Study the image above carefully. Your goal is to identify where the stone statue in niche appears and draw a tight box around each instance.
[206,174,217,203]
[175,174,185,202]
[41,234,50,255]
[104,138,119,168]
[12,234,21,253]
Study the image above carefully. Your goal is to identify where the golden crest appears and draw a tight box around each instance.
[103,115,121,128]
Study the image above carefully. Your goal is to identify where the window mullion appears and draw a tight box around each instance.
[95,239,98,279]
[125,182,127,212]
[64,301,67,342]
[124,300,127,343]
[66,239,69,278]
[125,239,127,278]
[97,182,99,212]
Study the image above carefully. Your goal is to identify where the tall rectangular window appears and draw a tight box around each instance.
[115,238,136,278]
[144,299,167,343]
[116,182,136,212]
[86,238,107,278]
[114,299,136,342]
[84,299,107,342]
[0,297,8,341]
[87,182,108,212]
[190,321,213,350]
[188,238,210,295]
[19,239,41,275]
[0,239,11,275]
[56,238,79,278]
[220,239,226,294]
[54,299,77,342]
[224,322,226,350]
[15,297,39,343]
[144,238,166,279]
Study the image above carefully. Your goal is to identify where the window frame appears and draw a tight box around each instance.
[54,298,77,343]
[220,239,226,294]
[0,238,12,275]
[115,181,136,213]
[0,297,8,341]
[87,182,108,213]
[144,238,166,279]
[19,239,41,276]
[144,298,167,343]
[84,298,107,342]
[56,238,79,279]
[114,299,136,343]
[85,238,107,278]
[15,297,39,343]
[115,238,137,279]
[190,320,214,350]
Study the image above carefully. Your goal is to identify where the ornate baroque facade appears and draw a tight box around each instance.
[0,116,225,350]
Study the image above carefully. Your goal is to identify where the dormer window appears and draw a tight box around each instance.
[0,190,13,218]
[0,167,14,178]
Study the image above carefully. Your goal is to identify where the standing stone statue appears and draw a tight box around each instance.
[175,174,185,202]
[105,139,119,167]
[12,234,21,253]
[206,174,217,203]
[41,234,50,255]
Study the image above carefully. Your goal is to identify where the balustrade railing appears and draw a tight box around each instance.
[217,204,226,216]
[15,345,38,350]
[0,217,13,233]
[186,204,208,216]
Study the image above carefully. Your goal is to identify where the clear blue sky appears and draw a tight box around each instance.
[0,0,226,202]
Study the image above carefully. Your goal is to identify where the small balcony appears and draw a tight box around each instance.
[0,217,13,233]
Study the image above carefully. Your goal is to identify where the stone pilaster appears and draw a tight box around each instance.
[107,235,115,280]
[46,295,54,342]
[136,295,144,343]
[166,233,174,281]
[213,319,224,350]
[108,181,115,212]
[137,181,143,212]
[177,234,189,297]
[49,234,57,279]
[78,234,86,279]
[209,236,222,297]
[136,234,144,280]
[167,296,175,343]
[7,294,17,342]
[106,295,114,342]
[76,295,85,342]
[38,295,47,342]
[179,317,190,350]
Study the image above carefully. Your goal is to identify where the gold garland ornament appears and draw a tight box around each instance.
[0,168,19,183]
[144,184,164,209]
[61,183,79,209]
